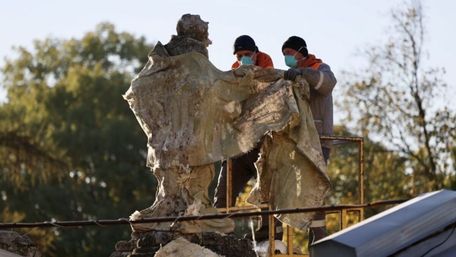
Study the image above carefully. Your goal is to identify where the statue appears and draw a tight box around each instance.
[112,13,330,257]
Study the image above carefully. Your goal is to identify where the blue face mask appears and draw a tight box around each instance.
[285,55,297,68]
[240,56,254,65]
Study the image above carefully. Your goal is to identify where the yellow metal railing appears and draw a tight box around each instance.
[221,136,366,256]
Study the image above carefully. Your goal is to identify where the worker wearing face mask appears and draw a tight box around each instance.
[282,36,336,162]
[215,35,275,212]
[214,35,282,244]
[282,36,337,244]
[231,35,273,69]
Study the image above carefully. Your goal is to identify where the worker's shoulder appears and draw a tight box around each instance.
[317,62,333,72]
[232,61,240,69]
[257,51,274,68]
[257,51,272,60]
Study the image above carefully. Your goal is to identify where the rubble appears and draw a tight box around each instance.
[0,230,41,257]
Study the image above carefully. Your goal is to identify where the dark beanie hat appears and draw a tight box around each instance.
[282,36,308,56]
[233,35,258,54]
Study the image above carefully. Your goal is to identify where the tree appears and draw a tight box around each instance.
[0,23,155,256]
[338,1,455,192]
[327,127,410,204]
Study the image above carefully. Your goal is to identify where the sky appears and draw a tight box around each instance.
[1,0,455,118]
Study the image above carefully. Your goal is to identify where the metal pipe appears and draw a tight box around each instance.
[359,138,365,220]
[0,200,407,229]
[286,225,294,255]
[268,206,276,257]
[226,159,233,213]
[319,136,363,142]
[319,135,366,219]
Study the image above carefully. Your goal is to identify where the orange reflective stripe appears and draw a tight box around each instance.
[310,62,321,70]
[298,54,323,70]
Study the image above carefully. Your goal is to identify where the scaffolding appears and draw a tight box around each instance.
[221,136,367,256]
[0,136,408,257]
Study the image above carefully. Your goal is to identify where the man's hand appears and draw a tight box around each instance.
[284,68,302,81]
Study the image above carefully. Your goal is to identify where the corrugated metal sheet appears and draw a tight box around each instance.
[310,190,456,257]
[395,223,456,256]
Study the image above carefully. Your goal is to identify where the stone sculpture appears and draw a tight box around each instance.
[112,13,330,257]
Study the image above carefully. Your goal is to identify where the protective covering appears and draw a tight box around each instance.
[124,47,330,231]
[124,50,295,169]
[155,237,222,257]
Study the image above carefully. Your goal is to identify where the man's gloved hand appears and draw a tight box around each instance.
[284,68,302,81]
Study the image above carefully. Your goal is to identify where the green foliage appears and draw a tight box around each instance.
[328,126,411,205]
[291,125,413,254]
[0,23,155,256]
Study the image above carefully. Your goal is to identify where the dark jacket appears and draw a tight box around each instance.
[297,54,337,148]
